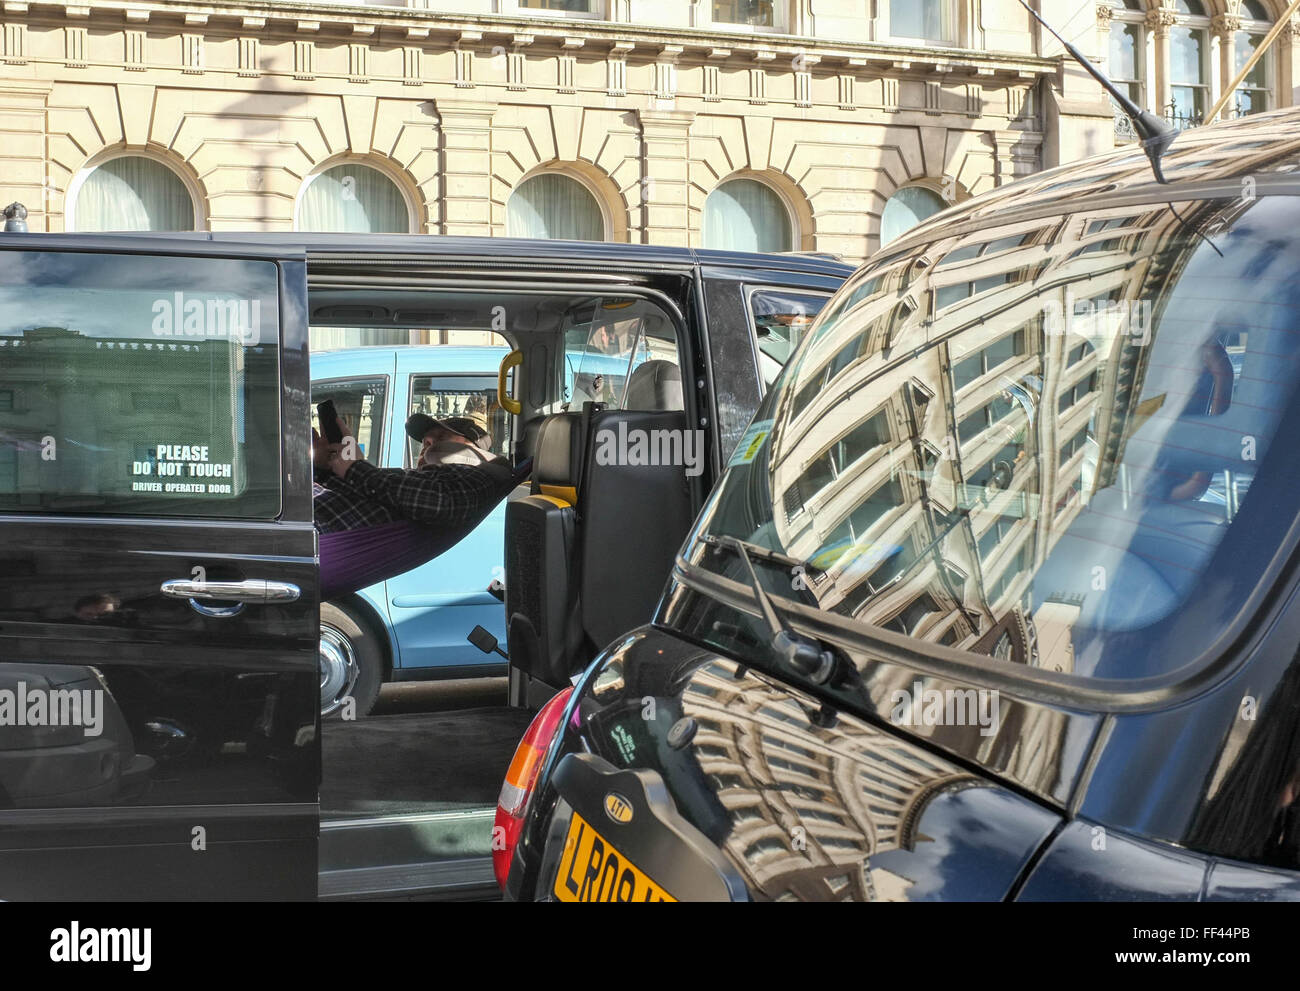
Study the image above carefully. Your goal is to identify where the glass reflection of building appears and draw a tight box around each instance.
[0,327,244,506]
[769,118,1299,677]
[681,659,975,902]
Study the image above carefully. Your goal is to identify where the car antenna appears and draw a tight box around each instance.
[1015,0,1173,185]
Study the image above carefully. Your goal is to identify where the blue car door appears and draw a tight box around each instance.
[382,350,510,673]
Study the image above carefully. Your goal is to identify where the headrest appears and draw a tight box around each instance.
[532,413,584,504]
[624,360,683,411]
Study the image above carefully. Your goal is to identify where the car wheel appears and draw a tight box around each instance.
[320,602,384,718]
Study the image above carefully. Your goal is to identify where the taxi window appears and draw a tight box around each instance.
[750,288,831,389]
[0,250,280,518]
[687,194,1300,684]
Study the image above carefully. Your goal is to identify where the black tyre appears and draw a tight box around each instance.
[319,601,384,718]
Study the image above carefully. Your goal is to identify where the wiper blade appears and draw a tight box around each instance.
[699,533,812,574]
[1016,0,1173,185]
[709,535,836,685]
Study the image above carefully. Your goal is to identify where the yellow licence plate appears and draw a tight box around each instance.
[552,811,676,902]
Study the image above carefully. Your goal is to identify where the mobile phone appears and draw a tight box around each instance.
[317,400,344,444]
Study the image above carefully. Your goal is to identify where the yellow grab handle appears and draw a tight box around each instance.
[498,349,523,415]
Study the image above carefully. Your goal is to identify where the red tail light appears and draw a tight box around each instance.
[494,686,574,890]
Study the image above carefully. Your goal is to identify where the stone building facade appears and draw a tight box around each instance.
[0,1,1296,264]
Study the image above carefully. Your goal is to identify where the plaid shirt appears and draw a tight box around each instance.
[313,459,507,534]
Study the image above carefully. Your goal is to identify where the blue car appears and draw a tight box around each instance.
[311,345,516,716]
[311,344,633,716]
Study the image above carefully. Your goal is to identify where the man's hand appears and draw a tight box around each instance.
[328,415,363,478]
[312,428,335,470]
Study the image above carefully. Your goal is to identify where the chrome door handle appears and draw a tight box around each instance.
[161,579,301,618]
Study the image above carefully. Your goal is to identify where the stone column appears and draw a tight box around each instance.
[636,109,695,247]
[1096,2,1113,71]
[433,99,495,237]
[1212,14,1241,119]
[1146,7,1176,119]
[0,81,52,231]
[1282,16,1300,108]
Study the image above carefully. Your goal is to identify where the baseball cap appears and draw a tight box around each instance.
[405,413,492,449]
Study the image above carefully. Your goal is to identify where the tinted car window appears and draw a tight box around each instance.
[686,194,1300,683]
[750,289,831,388]
[0,251,280,518]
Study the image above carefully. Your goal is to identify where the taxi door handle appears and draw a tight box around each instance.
[161,579,302,618]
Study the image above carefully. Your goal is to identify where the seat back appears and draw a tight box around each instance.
[503,413,585,692]
[577,407,695,649]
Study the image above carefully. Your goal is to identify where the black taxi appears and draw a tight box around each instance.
[502,108,1300,902]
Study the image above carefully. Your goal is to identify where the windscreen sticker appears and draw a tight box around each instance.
[729,419,773,467]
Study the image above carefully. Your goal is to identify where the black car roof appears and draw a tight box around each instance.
[878,106,1300,261]
[10,228,855,278]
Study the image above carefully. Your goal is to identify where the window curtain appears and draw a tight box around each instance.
[890,0,953,43]
[74,157,195,232]
[298,164,409,234]
[703,178,793,253]
[506,173,605,241]
[881,187,946,246]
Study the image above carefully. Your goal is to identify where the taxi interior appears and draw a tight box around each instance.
[306,282,701,895]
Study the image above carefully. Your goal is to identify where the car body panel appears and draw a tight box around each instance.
[0,241,319,900]
[509,627,1063,902]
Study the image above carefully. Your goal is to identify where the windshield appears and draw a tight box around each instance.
[681,193,1300,683]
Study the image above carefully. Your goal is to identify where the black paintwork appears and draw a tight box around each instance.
[0,232,850,899]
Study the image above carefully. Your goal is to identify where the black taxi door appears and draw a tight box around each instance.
[0,236,319,900]
[699,260,850,464]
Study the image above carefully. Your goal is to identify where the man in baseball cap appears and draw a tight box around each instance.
[405,413,496,469]
[313,410,512,535]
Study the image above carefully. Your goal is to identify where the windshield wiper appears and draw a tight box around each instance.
[699,533,810,573]
[706,535,837,685]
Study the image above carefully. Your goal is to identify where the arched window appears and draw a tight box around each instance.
[881,186,947,246]
[298,163,411,233]
[70,155,196,232]
[1170,0,1211,126]
[1234,1,1274,117]
[506,172,605,241]
[1108,0,1147,131]
[703,177,793,253]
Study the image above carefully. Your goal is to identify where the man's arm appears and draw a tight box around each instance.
[338,460,500,528]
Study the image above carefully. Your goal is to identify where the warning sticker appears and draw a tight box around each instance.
[728,419,773,467]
